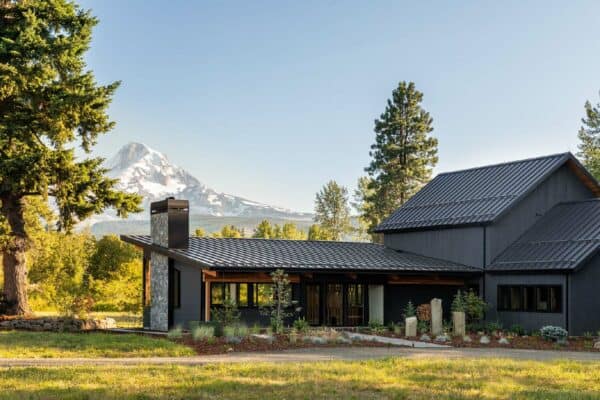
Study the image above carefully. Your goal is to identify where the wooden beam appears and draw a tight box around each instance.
[204,280,211,322]
[202,270,218,279]
[203,272,300,284]
[387,276,465,286]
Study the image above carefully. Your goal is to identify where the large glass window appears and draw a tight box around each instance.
[346,284,364,326]
[253,284,272,306]
[210,283,231,305]
[497,285,562,313]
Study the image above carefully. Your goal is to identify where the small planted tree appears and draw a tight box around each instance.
[403,300,416,319]
[261,269,297,334]
[211,297,240,327]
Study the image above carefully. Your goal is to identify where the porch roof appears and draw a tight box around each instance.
[121,235,480,273]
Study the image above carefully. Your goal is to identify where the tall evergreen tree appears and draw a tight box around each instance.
[577,92,600,180]
[362,81,438,232]
[314,180,351,241]
[0,1,141,314]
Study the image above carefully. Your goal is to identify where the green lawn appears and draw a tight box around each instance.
[0,358,599,399]
[0,331,194,358]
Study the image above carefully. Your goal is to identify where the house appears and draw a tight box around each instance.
[121,152,600,334]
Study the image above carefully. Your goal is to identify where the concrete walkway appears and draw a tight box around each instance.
[1,347,600,367]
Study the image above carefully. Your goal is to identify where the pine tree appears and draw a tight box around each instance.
[362,81,438,233]
[577,92,600,180]
[0,1,141,314]
[314,180,351,241]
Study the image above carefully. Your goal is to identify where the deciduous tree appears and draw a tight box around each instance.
[0,1,141,314]
[314,180,351,241]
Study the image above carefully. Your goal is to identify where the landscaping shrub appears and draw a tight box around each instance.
[462,290,488,325]
[235,324,249,337]
[222,325,236,338]
[250,323,262,335]
[416,304,431,322]
[540,326,568,342]
[486,321,503,333]
[211,298,240,327]
[417,320,430,334]
[403,300,416,319]
[451,290,465,312]
[509,324,526,336]
[293,317,309,334]
[192,325,215,341]
[368,321,386,334]
[167,325,183,340]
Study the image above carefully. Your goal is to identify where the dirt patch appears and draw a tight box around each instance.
[177,334,391,355]
[450,333,600,352]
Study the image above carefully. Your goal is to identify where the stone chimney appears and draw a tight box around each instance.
[150,197,189,248]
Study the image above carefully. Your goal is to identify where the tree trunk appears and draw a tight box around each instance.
[1,195,31,315]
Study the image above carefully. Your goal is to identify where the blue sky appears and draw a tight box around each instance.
[80,1,600,212]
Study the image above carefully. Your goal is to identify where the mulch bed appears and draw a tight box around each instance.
[177,334,391,355]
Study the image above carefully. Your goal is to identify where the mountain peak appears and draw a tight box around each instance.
[103,142,311,221]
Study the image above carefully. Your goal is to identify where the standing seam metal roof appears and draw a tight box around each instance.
[122,235,480,273]
[488,199,600,271]
[374,153,598,232]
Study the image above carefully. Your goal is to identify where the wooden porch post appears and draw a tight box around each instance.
[204,280,211,322]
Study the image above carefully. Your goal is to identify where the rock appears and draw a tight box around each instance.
[452,311,466,337]
[302,336,328,345]
[462,335,472,342]
[430,298,443,336]
[434,334,450,343]
[335,336,352,345]
[225,336,242,344]
[594,341,600,350]
[226,347,234,353]
[405,316,417,337]
[419,334,431,342]
[103,318,117,329]
[251,334,275,344]
[498,337,510,345]
[480,335,490,344]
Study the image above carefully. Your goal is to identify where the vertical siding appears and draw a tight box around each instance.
[487,165,594,264]
[384,226,484,268]
[172,261,202,329]
[569,252,600,335]
[484,273,567,332]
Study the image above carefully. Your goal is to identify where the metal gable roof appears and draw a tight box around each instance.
[374,152,599,232]
[488,199,600,271]
[122,235,480,273]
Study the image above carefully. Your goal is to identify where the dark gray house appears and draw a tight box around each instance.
[122,152,600,334]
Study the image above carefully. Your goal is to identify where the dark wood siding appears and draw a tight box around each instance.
[487,164,594,264]
[485,273,567,332]
[384,226,484,268]
[569,252,600,335]
[172,261,202,329]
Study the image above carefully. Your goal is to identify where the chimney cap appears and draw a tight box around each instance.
[150,198,189,214]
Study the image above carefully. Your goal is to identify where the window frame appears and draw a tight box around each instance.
[497,284,562,313]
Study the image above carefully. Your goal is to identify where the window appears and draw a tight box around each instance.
[238,284,249,307]
[253,284,272,306]
[497,285,561,313]
[210,283,231,306]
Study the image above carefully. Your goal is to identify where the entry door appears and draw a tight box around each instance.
[325,284,343,326]
[305,284,320,325]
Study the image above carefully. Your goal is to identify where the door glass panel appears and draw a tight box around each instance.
[326,284,343,326]
[346,284,364,326]
[306,285,320,325]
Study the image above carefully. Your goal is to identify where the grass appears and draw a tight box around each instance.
[34,311,142,328]
[0,331,195,358]
[0,358,598,399]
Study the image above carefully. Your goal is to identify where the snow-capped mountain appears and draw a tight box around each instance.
[103,142,312,220]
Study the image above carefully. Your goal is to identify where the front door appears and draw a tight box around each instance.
[306,284,320,325]
[325,284,343,326]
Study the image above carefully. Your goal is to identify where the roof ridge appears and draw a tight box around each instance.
[187,236,381,246]
[555,198,600,206]
[436,152,571,177]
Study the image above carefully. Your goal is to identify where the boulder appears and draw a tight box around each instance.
[405,316,418,337]
[430,298,443,336]
[452,311,466,337]
[498,337,510,345]
[251,334,275,344]
[480,335,490,344]
[302,336,328,345]
[434,334,450,343]
[594,341,600,350]
[419,334,431,342]
[335,336,352,345]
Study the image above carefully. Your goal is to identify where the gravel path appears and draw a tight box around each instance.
[1,346,600,367]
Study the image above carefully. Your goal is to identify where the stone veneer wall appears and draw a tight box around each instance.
[150,212,169,331]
